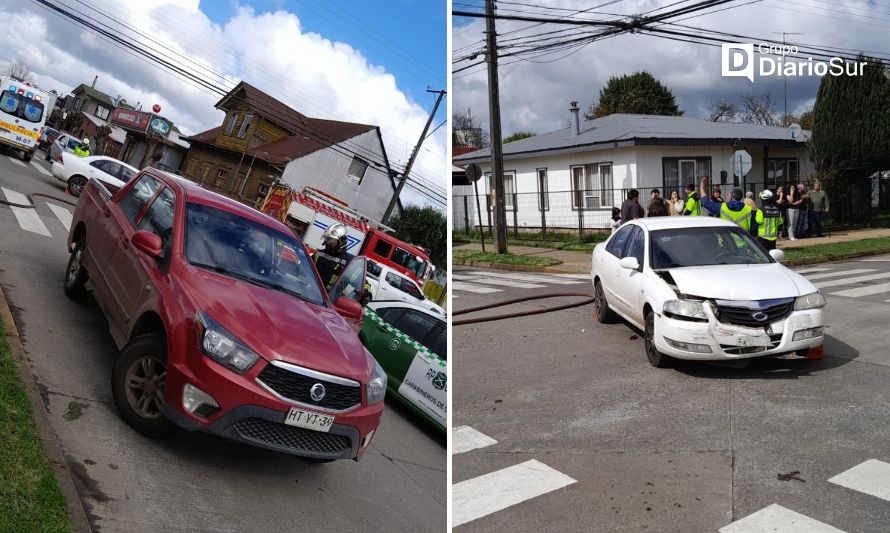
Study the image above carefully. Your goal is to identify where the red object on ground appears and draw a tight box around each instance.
[807,345,824,360]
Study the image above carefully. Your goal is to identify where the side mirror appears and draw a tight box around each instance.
[619,256,641,270]
[132,230,163,258]
[333,296,363,321]
[769,249,785,262]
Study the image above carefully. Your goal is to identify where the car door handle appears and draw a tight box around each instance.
[103,206,112,217]
[121,237,130,249]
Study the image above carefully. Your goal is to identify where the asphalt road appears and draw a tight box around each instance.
[0,150,445,533]
[452,262,890,532]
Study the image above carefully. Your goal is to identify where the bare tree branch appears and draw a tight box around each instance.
[0,59,34,84]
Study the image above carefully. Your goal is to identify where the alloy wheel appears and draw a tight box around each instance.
[124,356,167,420]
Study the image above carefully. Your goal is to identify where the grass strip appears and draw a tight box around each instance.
[0,321,72,533]
[453,249,562,267]
[783,237,890,262]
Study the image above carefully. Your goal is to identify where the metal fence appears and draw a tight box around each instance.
[453,176,890,239]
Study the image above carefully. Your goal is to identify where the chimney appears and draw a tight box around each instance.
[91,75,98,89]
[570,101,580,136]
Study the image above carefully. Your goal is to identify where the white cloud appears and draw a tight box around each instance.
[0,0,444,208]
[453,0,889,136]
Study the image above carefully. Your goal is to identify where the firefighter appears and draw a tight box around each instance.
[755,189,784,250]
[314,223,351,289]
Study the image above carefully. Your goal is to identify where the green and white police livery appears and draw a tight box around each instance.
[359,301,446,431]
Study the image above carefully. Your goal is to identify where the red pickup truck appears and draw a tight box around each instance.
[64,168,384,462]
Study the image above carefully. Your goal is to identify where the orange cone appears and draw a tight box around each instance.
[806,344,824,360]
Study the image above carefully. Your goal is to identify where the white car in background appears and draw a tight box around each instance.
[591,217,825,368]
[51,153,138,197]
[367,260,446,317]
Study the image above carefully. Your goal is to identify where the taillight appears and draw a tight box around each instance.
[55,152,63,163]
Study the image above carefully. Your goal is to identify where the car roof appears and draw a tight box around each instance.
[367,300,445,322]
[80,155,138,171]
[142,168,295,235]
[628,216,737,231]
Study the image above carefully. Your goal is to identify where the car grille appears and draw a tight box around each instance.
[235,418,352,455]
[714,298,794,327]
[257,364,361,411]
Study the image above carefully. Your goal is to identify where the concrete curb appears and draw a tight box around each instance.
[453,259,577,273]
[0,288,92,533]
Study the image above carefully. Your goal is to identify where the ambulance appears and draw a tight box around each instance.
[0,77,54,162]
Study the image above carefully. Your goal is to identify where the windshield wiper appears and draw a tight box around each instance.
[191,262,256,283]
[192,262,317,303]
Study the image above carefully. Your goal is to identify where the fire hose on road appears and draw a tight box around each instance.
[0,191,77,209]
[453,292,594,325]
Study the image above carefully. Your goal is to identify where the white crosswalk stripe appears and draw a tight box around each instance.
[830,282,890,298]
[720,504,845,533]
[814,272,890,289]
[453,459,576,527]
[6,156,25,167]
[805,268,875,280]
[551,273,591,279]
[454,276,545,289]
[452,281,502,294]
[46,203,72,232]
[465,270,585,284]
[828,459,890,502]
[2,187,51,236]
[30,161,52,176]
[452,426,497,455]
[792,267,835,274]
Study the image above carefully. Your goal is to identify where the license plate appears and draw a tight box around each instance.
[284,408,334,432]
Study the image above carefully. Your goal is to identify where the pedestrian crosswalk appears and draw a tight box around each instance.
[452,272,589,295]
[721,458,890,532]
[452,265,890,302]
[452,425,577,528]
[1,186,72,238]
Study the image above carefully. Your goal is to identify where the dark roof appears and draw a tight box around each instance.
[454,114,811,163]
[186,82,377,164]
[71,84,115,106]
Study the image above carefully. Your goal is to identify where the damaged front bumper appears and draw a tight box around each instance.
[654,306,824,361]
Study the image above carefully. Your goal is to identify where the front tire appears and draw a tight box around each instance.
[64,237,89,300]
[112,334,175,438]
[22,151,32,163]
[67,175,87,197]
[644,311,672,368]
[593,279,617,324]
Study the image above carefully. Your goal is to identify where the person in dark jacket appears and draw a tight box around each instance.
[313,223,352,289]
[619,189,645,225]
[646,188,669,217]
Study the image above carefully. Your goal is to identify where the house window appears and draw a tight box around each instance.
[537,168,549,211]
[484,172,516,210]
[571,163,612,210]
[225,112,240,135]
[214,169,228,188]
[95,105,110,120]
[766,158,799,187]
[663,157,711,191]
[236,114,253,139]
[347,156,369,183]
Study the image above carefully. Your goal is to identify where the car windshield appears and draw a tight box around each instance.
[184,202,325,306]
[649,226,773,269]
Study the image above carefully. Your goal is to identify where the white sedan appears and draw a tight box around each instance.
[51,153,138,197]
[591,217,825,367]
[366,260,447,317]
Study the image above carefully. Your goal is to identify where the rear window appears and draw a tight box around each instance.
[0,90,44,123]
[66,138,80,149]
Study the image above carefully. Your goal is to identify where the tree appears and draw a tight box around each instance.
[585,71,682,119]
[0,59,34,83]
[452,108,489,148]
[810,54,890,180]
[738,92,779,125]
[503,131,535,144]
[798,109,814,131]
[709,100,739,122]
[387,205,446,268]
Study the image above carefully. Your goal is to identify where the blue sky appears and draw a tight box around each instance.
[200,0,446,120]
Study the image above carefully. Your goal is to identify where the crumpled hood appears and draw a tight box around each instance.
[667,264,817,300]
[181,266,371,383]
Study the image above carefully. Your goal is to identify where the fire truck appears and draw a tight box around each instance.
[261,185,433,285]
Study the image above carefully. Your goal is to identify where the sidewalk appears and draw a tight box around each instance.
[454,227,890,273]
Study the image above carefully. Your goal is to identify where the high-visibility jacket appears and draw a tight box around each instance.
[720,202,753,231]
[73,145,90,157]
[755,205,783,241]
[683,195,702,216]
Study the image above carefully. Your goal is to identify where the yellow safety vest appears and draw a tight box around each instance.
[755,209,783,240]
[720,203,753,231]
[73,146,90,157]
[683,196,702,216]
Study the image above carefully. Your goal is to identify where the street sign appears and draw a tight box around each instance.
[465,163,482,183]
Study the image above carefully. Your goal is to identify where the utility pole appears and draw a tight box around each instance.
[485,0,507,254]
[381,88,446,224]
[773,31,804,125]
